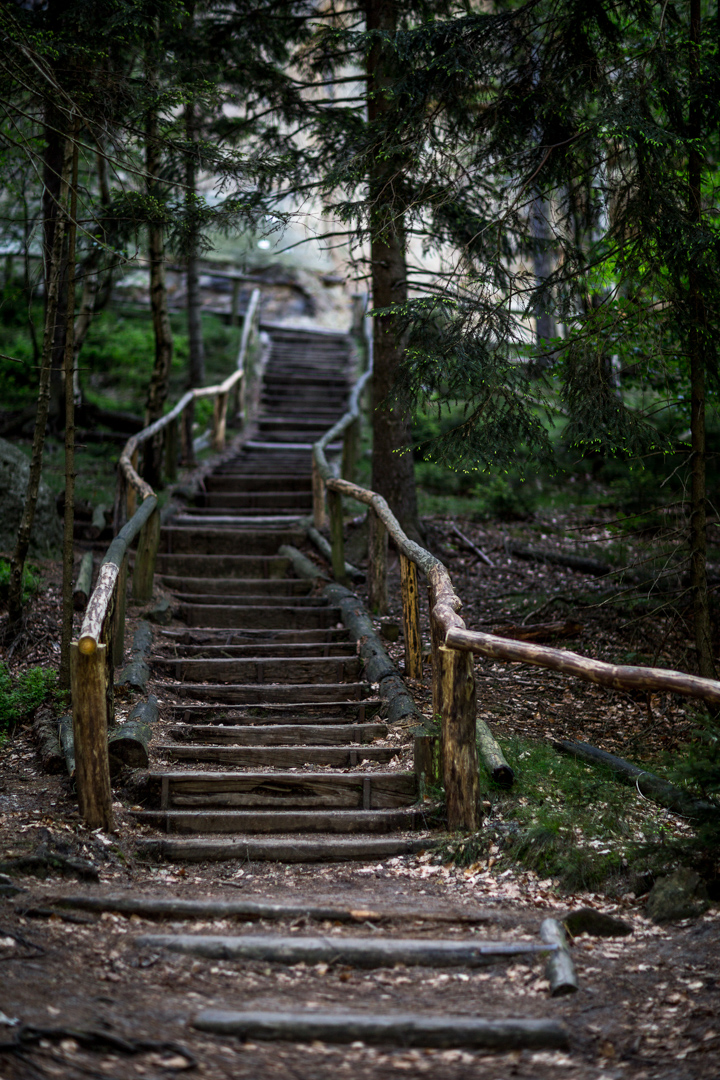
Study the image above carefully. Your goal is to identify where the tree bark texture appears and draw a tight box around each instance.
[185,99,205,390]
[60,126,79,690]
[366,0,418,535]
[688,0,715,679]
[43,101,69,429]
[144,48,173,486]
[399,552,422,679]
[8,130,73,628]
[439,645,479,831]
[70,643,114,830]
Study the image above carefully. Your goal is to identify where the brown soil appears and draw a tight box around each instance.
[0,513,718,1080]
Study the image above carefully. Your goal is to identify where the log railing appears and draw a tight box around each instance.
[70,289,262,830]
[313,349,720,833]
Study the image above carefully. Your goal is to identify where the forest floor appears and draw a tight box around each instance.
[0,506,719,1080]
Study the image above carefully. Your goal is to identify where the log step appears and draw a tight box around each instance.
[152,657,361,684]
[169,723,388,745]
[170,515,305,530]
[182,507,307,518]
[156,682,370,704]
[160,528,305,554]
[157,643,355,659]
[137,835,430,862]
[150,770,417,809]
[204,475,312,492]
[201,492,313,509]
[169,594,329,608]
[154,555,291,578]
[132,807,421,835]
[155,744,397,768]
[192,1010,569,1051]
[166,700,383,723]
[180,605,343,629]
[158,577,313,596]
[159,628,350,646]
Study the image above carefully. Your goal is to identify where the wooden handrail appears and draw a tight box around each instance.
[70,287,262,830]
[312,341,720,830]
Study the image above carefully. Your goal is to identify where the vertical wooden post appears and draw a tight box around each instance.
[231,277,241,327]
[399,552,422,679]
[132,505,161,602]
[341,418,359,483]
[212,391,228,451]
[368,509,388,615]
[439,644,479,832]
[427,585,442,723]
[327,487,347,584]
[165,418,178,482]
[111,555,127,669]
[126,450,139,519]
[71,642,114,831]
[312,458,327,529]
[181,400,196,467]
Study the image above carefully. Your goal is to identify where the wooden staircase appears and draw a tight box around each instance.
[135,326,431,861]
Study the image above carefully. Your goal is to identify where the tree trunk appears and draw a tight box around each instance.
[185,100,205,390]
[43,103,69,431]
[366,0,418,537]
[144,48,173,487]
[7,130,73,630]
[60,125,79,690]
[688,0,715,678]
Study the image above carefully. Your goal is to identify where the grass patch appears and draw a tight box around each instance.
[442,738,683,894]
[0,557,42,605]
[0,663,58,735]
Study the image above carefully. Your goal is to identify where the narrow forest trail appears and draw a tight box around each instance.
[134,325,432,863]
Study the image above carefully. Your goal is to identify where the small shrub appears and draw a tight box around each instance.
[0,558,42,604]
[0,664,58,733]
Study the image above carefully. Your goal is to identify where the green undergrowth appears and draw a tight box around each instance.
[0,663,60,737]
[0,557,42,604]
[441,739,686,895]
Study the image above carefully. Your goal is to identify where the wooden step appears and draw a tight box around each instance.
[152,656,361,684]
[167,700,382,724]
[137,835,431,862]
[160,528,305,555]
[151,770,417,809]
[154,555,291,578]
[180,604,342,629]
[132,807,422,835]
[181,507,307,518]
[159,578,312,597]
[202,492,313,509]
[169,723,388,745]
[157,682,370,704]
[159,628,349,646]
[170,515,305,530]
[171,593,327,608]
[156,744,398,768]
[204,475,312,492]
[158,642,355,659]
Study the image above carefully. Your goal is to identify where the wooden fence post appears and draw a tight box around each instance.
[71,642,114,830]
[341,418,359,483]
[400,552,422,679]
[132,505,160,602]
[181,400,196,467]
[165,417,178,482]
[212,391,228,451]
[111,554,127,668]
[327,488,347,585]
[312,458,326,529]
[438,644,479,831]
[428,586,443,723]
[126,451,139,519]
[368,509,388,615]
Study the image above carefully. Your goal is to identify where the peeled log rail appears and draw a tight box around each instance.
[552,739,717,819]
[136,932,556,969]
[540,918,578,997]
[49,894,495,926]
[193,1009,569,1051]
[446,626,720,708]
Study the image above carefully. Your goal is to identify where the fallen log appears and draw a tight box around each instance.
[493,620,584,643]
[32,716,64,775]
[0,853,98,881]
[193,1009,569,1051]
[117,621,154,692]
[451,524,494,568]
[278,544,329,583]
[73,551,94,611]
[540,918,578,997]
[58,714,75,777]
[108,696,158,771]
[135,932,555,969]
[551,739,717,820]
[306,522,364,582]
[477,719,514,788]
[504,540,610,577]
[46,894,495,925]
